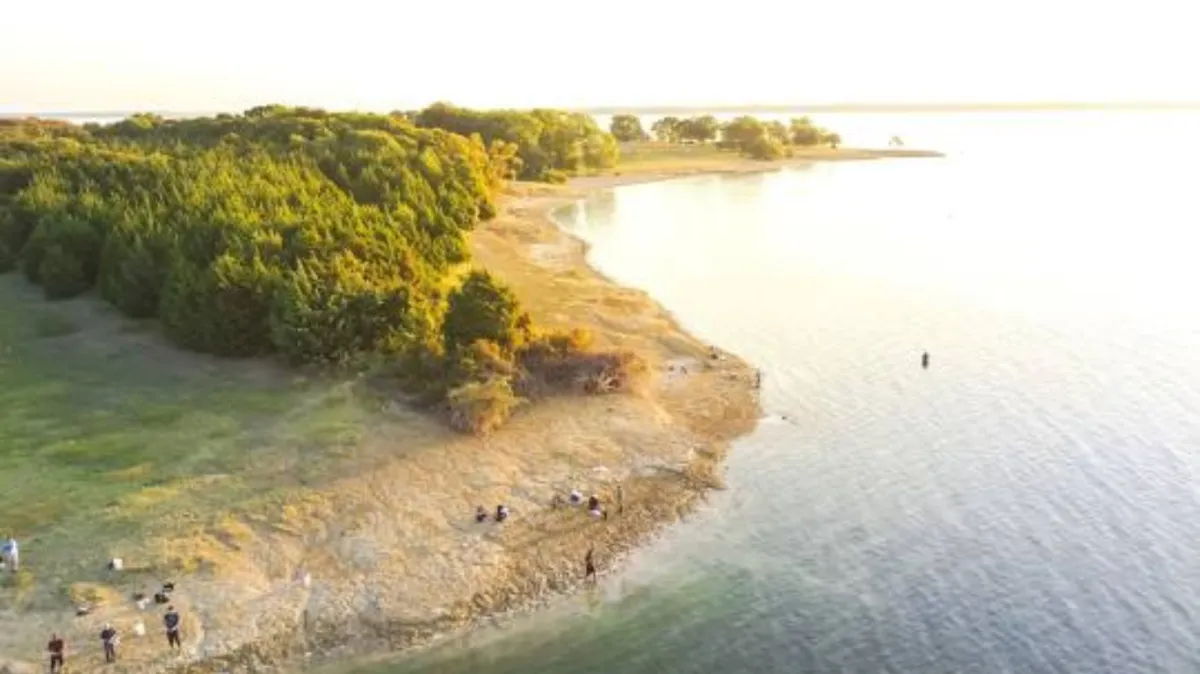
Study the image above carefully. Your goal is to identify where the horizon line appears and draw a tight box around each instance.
[5,100,1200,118]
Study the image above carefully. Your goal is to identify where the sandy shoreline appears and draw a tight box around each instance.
[0,148,934,674]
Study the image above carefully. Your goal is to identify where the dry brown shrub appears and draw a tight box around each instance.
[447,376,524,435]
[517,328,649,397]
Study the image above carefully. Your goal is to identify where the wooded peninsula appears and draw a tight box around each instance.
[0,104,933,674]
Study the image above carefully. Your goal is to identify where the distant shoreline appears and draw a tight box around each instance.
[5,102,1199,122]
[582,101,1200,115]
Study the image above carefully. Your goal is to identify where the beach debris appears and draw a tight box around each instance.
[293,568,312,588]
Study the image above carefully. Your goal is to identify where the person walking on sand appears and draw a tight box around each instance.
[47,633,65,673]
[100,623,118,663]
[164,605,182,650]
[921,352,930,369]
[584,547,597,582]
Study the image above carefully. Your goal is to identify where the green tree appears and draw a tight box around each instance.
[609,114,648,142]
[0,208,19,271]
[765,121,790,145]
[789,117,824,146]
[269,254,435,364]
[443,270,526,354]
[720,116,767,150]
[678,115,720,143]
[29,215,103,299]
[744,135,788,160]
[413,103,617,181]
[651,117,681,143]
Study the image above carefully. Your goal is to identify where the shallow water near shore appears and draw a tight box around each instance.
[334,111,1200,673]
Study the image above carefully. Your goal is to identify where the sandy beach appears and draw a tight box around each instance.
[0,148,936,674]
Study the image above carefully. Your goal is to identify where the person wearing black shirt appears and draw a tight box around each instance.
[585,547,597,582]
[100,624,118,663]
[47,633,65,673]
[164,606,182,649]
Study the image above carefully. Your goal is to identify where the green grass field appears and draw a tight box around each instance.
[0,274,389,606]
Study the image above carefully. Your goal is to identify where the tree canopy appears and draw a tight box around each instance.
[414,103,618,182]
[0,107,500,362]
[644,114,842,159]
[609,114,649,143]
[0,105,645,435]
[648,115,720,144]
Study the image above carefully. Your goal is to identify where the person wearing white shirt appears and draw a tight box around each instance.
[2,537,17,572]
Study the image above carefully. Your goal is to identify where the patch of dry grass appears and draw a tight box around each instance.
[594,141,943,178]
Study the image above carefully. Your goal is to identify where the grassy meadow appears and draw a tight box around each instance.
[0,274,396,607]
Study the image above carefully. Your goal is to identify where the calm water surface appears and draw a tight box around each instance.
[337,112,1200,673]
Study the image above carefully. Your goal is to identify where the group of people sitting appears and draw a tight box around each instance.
[562,489,608,519]
[474,487,613,525]
[475,504,510,523]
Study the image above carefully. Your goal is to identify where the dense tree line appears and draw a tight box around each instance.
[649,115,721,144]
[636,114,842,160]
[413,103,618,182]
[2,110,499,359]
[0,106,642,435]
[0,108,502,363]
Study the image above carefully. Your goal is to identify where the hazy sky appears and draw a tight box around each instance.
[2,0,1197,112]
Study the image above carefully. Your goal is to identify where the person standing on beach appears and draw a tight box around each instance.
[47,633,65,673]
[2,536,17,572]
[585,547,597,582]
[164,605,182,650]
[100,623,118,663]
[921,352,930,369]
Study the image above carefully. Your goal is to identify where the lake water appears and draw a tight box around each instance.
[334,112,1200,673]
